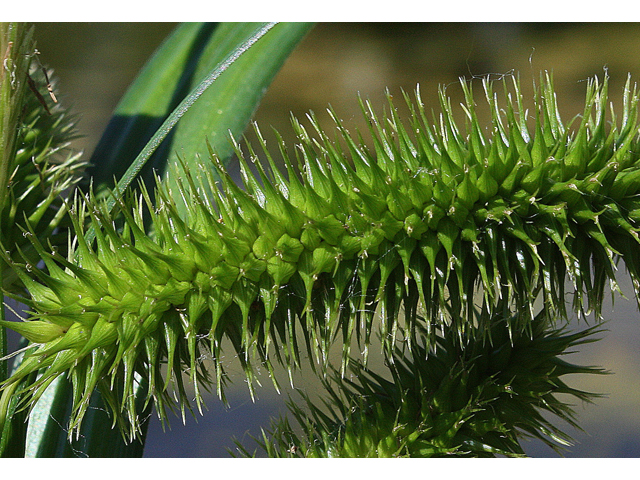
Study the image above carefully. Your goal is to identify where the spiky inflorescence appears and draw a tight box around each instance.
[238,314,604,458]
[1,62,84,293]
[0,73,638,441]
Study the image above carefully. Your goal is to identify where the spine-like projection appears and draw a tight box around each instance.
[1,73,639,440]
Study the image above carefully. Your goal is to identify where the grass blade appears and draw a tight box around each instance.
[100,23,277,215]
[87,22,219,195]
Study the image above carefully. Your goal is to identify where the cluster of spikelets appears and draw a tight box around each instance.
[238,313,604,457]
[2,72,640,443]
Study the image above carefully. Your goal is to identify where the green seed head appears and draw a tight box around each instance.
[1,72,638,441]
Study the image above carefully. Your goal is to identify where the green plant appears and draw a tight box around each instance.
[0,22,636,457]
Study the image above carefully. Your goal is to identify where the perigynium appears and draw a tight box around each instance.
[0,71,637,450]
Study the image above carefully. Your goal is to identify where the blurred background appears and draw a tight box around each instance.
[24,22,640,457]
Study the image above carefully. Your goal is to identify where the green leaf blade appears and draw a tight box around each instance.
[164,22,314,206]
[87,22,218,193]
[88,22,313,218]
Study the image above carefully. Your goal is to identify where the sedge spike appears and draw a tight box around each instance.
[1,73,640,440]
[242,314,606,458]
